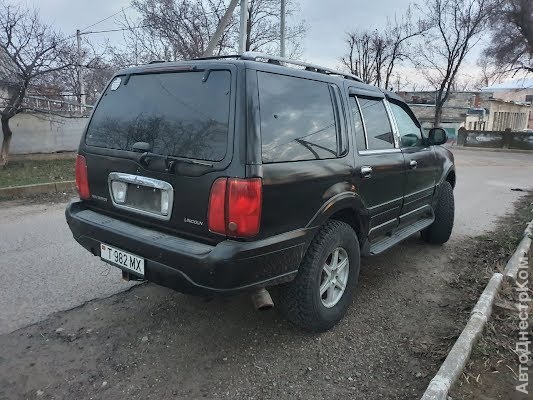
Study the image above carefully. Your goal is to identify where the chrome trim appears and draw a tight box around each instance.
[383,98,401,148]
[354,96,369,150]
[399,204,431,221]
[360,166,373,178]
[108,172,174,221]
[358,148,401,155]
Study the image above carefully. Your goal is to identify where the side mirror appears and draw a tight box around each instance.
[429,128,447,146]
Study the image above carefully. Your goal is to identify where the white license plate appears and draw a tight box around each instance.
[100,243,145,276]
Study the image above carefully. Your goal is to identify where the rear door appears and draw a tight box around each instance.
[387,100,437,224]
[80,64,241,244]
[347,88,405,239]
[254,70,356,239]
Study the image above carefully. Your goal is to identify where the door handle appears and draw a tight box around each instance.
[361,166,372,178]
[409,160,418,169]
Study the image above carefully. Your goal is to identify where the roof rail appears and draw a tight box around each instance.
[241,52,363,82]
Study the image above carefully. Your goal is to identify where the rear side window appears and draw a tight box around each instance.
[85,70,231,161]
[358,97,395,150]
[258,72,338,163]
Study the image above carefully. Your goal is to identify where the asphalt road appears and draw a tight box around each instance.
[0,148,532,400]
[0,148,531,335]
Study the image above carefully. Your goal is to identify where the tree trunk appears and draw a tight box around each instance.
[1,118,13,167]
[433,105,443,128]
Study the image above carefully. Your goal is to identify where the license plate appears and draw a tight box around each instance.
[100,243,144,276]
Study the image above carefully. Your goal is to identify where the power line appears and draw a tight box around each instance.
[80,25,151,36]
[79,5,133,33]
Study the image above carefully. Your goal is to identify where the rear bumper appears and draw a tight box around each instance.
[65,201,312,295]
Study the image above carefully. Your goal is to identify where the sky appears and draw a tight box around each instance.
[29,0,416,67]
[19,0,497,89]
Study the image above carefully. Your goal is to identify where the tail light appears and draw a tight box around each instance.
[208,177,262,237]
[75,154,90,200]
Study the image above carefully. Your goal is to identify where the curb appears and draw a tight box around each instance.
[504,220,533,283]
[0,180,75,199]
[420,218,533,400]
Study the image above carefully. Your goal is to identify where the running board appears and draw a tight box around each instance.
[368,217,434,255]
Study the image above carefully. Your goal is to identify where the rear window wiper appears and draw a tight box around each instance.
[137,151,213,174]
[131,142,213,175]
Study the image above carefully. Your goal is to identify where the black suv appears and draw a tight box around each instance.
[66,52,455,332]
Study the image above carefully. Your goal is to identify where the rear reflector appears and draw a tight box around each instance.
[208,177,262,237]
[75,154,90,200]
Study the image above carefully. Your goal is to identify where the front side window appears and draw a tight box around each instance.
[389,102,422,147]
[357,97,395,150]
[258,72,338,163]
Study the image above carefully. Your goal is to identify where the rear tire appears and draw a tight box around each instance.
[277,220,360,332]
[421,181,454,244]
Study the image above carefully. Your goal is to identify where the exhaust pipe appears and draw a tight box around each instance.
[251,288,274,311]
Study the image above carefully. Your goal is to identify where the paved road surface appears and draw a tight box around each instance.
[0,201,134,334]
[0,148,531,335]
[0,148,532,400]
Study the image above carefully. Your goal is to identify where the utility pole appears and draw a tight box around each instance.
[280,0,286,57]
[76,29,86,107]
[238,0,248,53]
[203,0,239,57]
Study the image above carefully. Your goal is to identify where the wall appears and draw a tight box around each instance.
[403,91,531,132]
[457,129,533,150]
[4,112,88,154]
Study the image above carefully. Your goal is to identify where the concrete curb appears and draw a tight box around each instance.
[504,220,533,283]
[0,180,75,199]
[421,217,533,400]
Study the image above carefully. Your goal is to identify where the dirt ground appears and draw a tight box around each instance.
[0,195,531,400]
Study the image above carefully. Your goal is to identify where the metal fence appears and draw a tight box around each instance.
[22,96,94,117]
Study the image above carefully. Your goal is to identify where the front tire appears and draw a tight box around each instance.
[278,220,360,332]
[421,181,454,244]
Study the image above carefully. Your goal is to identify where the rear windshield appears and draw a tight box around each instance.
[85,70,231,161]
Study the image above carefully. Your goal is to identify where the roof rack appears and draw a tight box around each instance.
[241,52,363,82]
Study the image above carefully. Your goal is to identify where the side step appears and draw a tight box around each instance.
[369,217,434,255]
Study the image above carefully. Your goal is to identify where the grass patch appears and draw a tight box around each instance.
[0,159,75,188]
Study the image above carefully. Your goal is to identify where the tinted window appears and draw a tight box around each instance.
[258,72,337,163]
[390,102,422,147]
[358,97,394,149]
[85,70,231,161]
[349,97,366,150]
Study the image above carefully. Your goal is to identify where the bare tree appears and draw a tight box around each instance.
[382,7,430,89]
[484,0,532,74]
[416,0,494,126]
[117,0,235,64]
[0,1,74,166]
[341,6,428,88]
[244,0,306,57]
[117,0,306,64]
[341,30,376,84]
[40,39,114,105]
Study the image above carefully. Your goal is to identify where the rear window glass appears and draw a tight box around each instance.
[257,72,338,163]
[85,70,231,161]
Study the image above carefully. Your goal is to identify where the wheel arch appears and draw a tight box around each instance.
[306,192,369,247]
[445,168,456,189]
